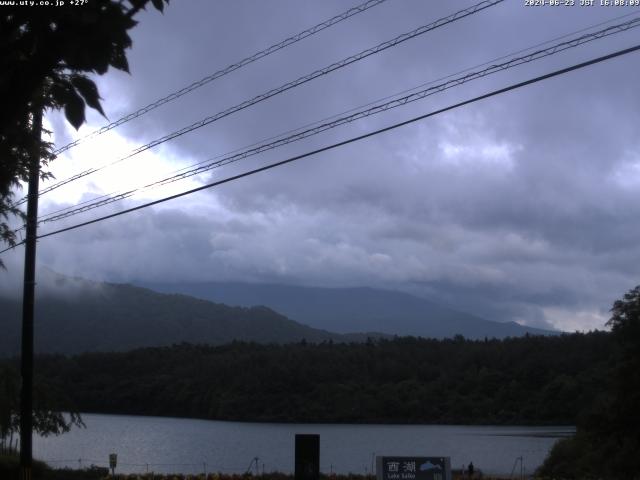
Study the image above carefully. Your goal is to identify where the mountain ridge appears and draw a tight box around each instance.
[0,272,556,357]
[137,280,557,339]
[0,274,383,356]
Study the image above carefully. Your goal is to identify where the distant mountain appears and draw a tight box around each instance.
[0,274,375,356]
[137,281,557,339]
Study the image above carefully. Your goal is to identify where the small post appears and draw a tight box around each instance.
[295,434,320,480]
[109,453,117,478]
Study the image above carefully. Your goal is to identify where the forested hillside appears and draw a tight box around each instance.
[19,332,613,425]
[0,278,377,355]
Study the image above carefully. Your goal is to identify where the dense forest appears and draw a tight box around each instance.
[0,280,362,356]
[537,286,640,479]
[3,332,613,426]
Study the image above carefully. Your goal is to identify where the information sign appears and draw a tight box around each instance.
[376,456,451,480]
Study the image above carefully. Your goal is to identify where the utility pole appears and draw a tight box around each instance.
[20,108,42,480]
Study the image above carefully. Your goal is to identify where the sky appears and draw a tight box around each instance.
[2,0,640,332]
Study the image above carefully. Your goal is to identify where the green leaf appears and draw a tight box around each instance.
[93,58,110,75]
[110,49,129,73]
[129,0,147,9]
[71,75,105,118]
[48,81,68,109]
[151,0,164,12]
[63,86,86,130]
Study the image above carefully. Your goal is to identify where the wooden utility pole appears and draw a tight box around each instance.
[20,108,42,480]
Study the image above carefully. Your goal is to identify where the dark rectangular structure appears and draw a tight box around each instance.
[295,434,320,480]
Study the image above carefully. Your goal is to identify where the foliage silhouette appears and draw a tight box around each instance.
[10,332,614,425]
[0,0,169,264]
[0,364,83,454]
[538,285,640,479]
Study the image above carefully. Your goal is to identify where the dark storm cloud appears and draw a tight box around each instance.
[7,0,639,331]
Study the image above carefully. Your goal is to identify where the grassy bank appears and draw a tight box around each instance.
[105,475,516,480]
[0,454,108,480]
[0,457,524,480]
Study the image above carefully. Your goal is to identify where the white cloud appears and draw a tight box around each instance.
[541,306,610,333]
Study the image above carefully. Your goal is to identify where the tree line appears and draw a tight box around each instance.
[1,332,614,426]
[537,286,640,479]
[2,282,639,480]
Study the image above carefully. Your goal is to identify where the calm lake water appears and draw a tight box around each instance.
[34,414,574,476]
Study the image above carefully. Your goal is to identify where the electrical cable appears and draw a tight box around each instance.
[34,16,640,225]
[1,42,632,251]
[51,0,391,156]
[47,5,639,215]
[26,0,504,202]
[35,9,640,223]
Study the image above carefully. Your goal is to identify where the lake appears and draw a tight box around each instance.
[34,414,574,476]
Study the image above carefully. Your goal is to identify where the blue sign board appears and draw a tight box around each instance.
[376,456,451,480]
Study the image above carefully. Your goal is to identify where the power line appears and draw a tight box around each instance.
[50,0,390,157]
[1,43,637,256]
[29,0,504,201]
[34,16,640,225]
[3,43,632,248]
[36,10,640,223]
[11,0,390,208]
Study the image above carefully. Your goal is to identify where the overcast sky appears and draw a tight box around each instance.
[3,0,640,332]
